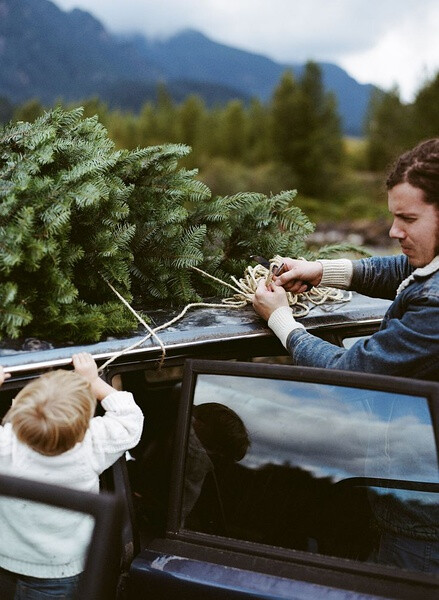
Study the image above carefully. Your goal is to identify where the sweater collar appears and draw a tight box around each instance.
[396,255,439,296]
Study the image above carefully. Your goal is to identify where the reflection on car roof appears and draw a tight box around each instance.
[0,292,391,372]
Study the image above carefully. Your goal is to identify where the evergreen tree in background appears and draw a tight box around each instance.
[135,102,157,148]
[412,73,439,142]
[246,98,270,165]
[270,62,343,197]
[365,88,412,171]
[299,62,343,195]
[18,75,346,201]
[155,83,178,142]
[80,97,110,122]
[13,99,45,124]
[176,94,206,166]
[220,100,247,162]
[365,73,439,171]
[198,106,222,161]
[0,97,14,125]
[270,70,298,173]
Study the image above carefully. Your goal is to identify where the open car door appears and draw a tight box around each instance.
[127,359,439,600]
[0,473,123,600]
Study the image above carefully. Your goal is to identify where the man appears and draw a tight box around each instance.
[253,138,439,381]
[253,138,439,574]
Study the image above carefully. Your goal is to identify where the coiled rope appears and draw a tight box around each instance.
[192,255,351,317]
[99,257,351,372]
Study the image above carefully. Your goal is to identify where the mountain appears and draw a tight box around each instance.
[135,29,375,135]
[0,0,376,134]
[0,0,250,107]
[0,0,162,103]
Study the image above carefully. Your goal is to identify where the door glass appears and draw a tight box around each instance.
[182,374,439,575]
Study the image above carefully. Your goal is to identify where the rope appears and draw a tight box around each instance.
[98,278,167,372]
[193,256,351,317]
[99,257,351,371]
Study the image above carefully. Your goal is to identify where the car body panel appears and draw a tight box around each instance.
[0,293,391,373]
[129,549,387,600]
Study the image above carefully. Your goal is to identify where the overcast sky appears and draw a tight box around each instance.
[52,0,439,102]
[195,375,438,484]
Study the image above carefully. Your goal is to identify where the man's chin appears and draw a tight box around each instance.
[406,255,432,268]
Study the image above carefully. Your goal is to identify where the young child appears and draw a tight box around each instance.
[0,353,143,599]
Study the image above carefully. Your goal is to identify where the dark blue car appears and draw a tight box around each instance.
[1,293,438,599]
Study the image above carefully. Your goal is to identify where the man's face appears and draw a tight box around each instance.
[388,182,439,268]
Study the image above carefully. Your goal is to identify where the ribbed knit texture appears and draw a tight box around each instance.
[318,259,353,289]
[268,306,305,348]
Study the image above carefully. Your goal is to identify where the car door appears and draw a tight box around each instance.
[125,359,439,600]
[0,473,123,600]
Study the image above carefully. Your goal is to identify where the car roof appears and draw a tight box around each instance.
[0,292,391,374]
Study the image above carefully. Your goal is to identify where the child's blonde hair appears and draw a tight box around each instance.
[3,370,97,456]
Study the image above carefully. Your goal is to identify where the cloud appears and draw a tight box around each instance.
[53,0,439,100]
[194,374,439,485]
[53,0,422,57]
[339,2,439,100]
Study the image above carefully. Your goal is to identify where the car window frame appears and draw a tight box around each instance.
[0,473,123,600]
[164,359,439,594]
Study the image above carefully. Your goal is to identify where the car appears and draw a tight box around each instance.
[1,292,438,600]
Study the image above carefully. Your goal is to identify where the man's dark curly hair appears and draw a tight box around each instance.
[386,138,439,207]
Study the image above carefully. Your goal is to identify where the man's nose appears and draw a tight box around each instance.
[389,221,405,239]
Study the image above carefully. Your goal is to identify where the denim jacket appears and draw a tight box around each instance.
[286,254,439,381]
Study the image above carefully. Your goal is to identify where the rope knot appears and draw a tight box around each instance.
[99,259,351,371]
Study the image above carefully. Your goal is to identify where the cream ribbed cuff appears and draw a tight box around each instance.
[267,306,305,348]
[317,259,353,289]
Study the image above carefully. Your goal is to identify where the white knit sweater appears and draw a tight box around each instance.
[268,259,353,347]
[0,391,143,578]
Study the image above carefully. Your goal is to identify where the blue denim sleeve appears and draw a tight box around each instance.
[286,290,439,380]
[351,254,413,300]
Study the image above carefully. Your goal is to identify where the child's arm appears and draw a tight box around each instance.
[72,352,115,401]
[0,366,11,387]
[73,353,144,473]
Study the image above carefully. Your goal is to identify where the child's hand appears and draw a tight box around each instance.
[72,352,115,401]
[72,352,99,384]
[0,366,11,387]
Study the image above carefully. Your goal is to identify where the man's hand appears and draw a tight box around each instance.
[0,366,11,387]
[72,352,115,401]
[273,258,323,294]
[253,279,289,321]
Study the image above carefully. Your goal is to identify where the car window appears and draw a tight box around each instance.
[112,367,182,537]
[113,359,294,536]
[180,369,439,575]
